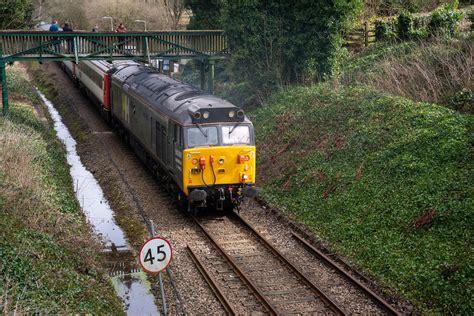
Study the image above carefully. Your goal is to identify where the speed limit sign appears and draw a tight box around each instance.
[138,237,173,274]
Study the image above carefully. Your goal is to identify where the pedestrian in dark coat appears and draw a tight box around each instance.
[62,23,74,53]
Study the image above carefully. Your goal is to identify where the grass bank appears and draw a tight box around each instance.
[0,65,123,314]
[254,84,473,313]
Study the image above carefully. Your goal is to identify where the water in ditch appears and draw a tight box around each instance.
[38,90,160,315]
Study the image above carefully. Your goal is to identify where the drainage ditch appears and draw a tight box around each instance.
[38,90,161,315]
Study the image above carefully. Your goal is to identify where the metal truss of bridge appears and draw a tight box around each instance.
[0,31,229,114]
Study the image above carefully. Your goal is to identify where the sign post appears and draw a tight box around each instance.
[139,220,172,314]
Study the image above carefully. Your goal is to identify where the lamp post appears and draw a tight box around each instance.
[134,19,147,31]
[102,16,114,31]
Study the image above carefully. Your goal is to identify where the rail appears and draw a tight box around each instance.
[186,245,237,315]
[191,215,278,314]
[292,232,401,315]
[192,214,345,315]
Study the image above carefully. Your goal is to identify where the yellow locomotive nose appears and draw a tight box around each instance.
[182,146,256,195]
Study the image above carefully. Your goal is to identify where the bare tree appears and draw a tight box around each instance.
[32,0,187,31]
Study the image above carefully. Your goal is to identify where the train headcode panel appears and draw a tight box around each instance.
[138,237,173,274]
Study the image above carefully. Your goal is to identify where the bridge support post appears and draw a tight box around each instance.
[200,61,206,91]
[144,37,151,65]
[0,62,8,116]
[207,60,215,94]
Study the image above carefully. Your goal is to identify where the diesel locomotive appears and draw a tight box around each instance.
[62,60,256,212]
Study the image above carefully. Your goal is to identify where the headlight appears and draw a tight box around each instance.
[228,110,235,118]
[203,111,209,119]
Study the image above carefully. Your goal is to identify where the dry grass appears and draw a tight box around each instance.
[373,39,472,102]
[343,36,473,106]
[0,112,103,262]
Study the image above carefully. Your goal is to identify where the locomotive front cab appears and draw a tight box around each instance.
[182,121,257,211]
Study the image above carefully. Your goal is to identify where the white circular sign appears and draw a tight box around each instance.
[138,237,173,274]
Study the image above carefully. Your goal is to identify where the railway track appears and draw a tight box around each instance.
[188,211,401,315]
[189,213,346,315]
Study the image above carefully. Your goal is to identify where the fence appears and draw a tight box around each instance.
[344,22,376,50]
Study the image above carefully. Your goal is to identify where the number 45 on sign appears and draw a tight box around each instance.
[138,237,173,274]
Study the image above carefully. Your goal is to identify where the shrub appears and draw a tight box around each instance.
[397,11,414,40]
[375,18,397,41]
[427,2,463,37]
[469,11,474,30]
[442,89,474,114]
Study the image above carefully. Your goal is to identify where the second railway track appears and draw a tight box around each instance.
[189,212,347,315]
[188,210,401,315]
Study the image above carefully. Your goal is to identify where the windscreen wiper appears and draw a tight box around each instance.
[196,123,208,138]
[229,122,241,134]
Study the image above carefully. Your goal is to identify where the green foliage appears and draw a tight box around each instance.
[254,84,473,314]
[395,11,428,40]
[469,11,474,30]
[441,89,474,114]
[397,11,414,39]
[375,18,397,40]
[184,0,222,29]
[216,0,362,102]
[428,2,463,37]
[364,0,454,17]
[374,1,464,44]
[0,0,34,29]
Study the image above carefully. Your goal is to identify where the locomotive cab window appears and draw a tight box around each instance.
[187,126,218,148]
[221,125,251,145]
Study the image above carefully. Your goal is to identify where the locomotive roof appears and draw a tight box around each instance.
[110,63,250,126]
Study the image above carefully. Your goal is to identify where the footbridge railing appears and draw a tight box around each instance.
[0,31,229,114]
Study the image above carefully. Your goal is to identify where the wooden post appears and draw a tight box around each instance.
[364,21,369,47]
[1,62,8,115]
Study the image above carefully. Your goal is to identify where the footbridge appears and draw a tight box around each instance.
[0,31,229,114]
